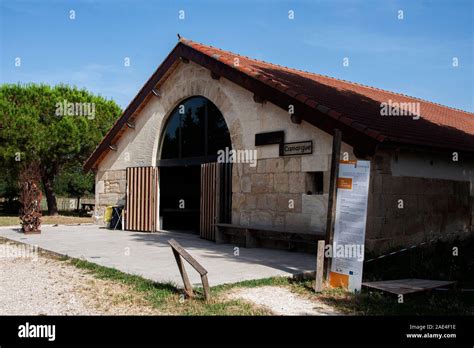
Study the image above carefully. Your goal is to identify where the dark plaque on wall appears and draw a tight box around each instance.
[255,131,284,146]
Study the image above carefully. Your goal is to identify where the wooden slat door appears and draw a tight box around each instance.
[200,163,219,240]
[125,166,159,232]
[200,162,232,240]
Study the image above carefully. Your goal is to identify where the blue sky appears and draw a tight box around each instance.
[1,0,472,112]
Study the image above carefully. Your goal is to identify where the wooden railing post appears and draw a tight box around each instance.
[171,248,193,298]
[314,240,325,292]
[168,239,211,301]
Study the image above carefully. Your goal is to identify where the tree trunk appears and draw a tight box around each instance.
[77,197,81,211]
[42,175,58,216]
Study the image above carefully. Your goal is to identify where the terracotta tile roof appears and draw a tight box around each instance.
[181,38,474,152]
[84,38,474,172]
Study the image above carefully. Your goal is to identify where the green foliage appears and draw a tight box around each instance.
[0,83,121,212]
[55,165,95,198]
[0,166,21,213]
[0,83,120,168]
[0,166,19,200]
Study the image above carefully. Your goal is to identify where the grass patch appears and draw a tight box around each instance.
[284,278,474,315]
[320,287,473,315]
[0,214,92,226]
[211,276,291,294]
[70,258,176,307]
[69,256,473,315]
[0,216,20,226]
[49,252,474,315]
[68,257,270,315]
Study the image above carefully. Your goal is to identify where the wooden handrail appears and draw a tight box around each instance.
[168,239,211,301]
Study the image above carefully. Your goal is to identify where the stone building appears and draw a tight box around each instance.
[84,38,474,253]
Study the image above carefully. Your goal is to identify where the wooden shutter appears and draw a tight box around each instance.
[125,167,159,232]
[200,163,219,240]
[200,162,232,240]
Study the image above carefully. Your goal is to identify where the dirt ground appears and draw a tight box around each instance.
[227,286,341,315]
[0,241,160,315]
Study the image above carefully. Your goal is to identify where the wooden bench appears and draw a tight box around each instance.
[215,223,325,251]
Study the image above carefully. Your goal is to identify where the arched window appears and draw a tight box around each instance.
[160,96,231,160]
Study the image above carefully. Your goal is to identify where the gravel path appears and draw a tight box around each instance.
[227,286,341,315]
[0,241,161,315]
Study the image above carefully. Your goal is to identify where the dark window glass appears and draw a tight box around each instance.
[160,109,180,159]
[160,96,231,159]
[181,97,206,158]
[207,101,231,155]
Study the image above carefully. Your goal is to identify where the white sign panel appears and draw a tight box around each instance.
[329,160,371,293]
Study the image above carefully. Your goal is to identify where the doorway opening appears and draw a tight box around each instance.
[159,165,200,231]
[158,96,232,234]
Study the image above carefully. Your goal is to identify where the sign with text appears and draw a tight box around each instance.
[329,160,371,293]
[279,141,313,156]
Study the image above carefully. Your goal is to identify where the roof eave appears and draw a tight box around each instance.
[84,41,385,172]
[83,42,187,172]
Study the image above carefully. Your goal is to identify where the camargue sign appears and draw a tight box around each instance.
[279,140,313,156]
[329,160,371,293]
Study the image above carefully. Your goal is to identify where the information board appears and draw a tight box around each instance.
[329,160,371,293]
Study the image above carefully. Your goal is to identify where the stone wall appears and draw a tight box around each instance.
[232,157,330,233]
[366,150,472,253]
[95,169,126,219]
[94,60,354,228]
